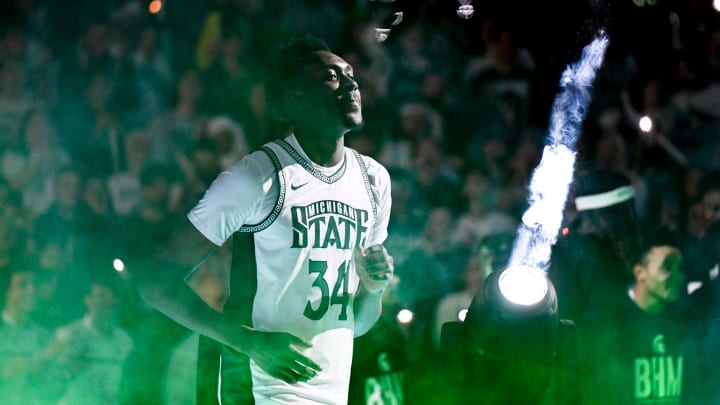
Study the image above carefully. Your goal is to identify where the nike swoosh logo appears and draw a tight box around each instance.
[291,182,309,191]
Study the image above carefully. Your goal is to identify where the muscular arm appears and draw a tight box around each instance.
[353,245,394,337]
[353,287,384,337]
[353,159,393,337]
[136,214,321,382]
[135,218,254,350]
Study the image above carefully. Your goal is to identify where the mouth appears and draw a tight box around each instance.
[339,96,361,113]
[342,100,361,111]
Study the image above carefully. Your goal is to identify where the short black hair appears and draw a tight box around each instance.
[264,35,332,120]
[477,232,515,272]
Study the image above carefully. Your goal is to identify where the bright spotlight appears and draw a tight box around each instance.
[498,265,549,306]
[113,258,125,272]
[714,0,720,12]
[397,309,414,324]
[458,308,468,322]
[459,266,559,365]
[638,115,653,133]
[438,267,573,403]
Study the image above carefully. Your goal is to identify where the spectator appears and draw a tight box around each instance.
[52,272,133,405]
[580,240,707,404]
[199,28,257,123]
[33,242,82,329]
[31,167,93,258]
[107,130,152,217]
[0,259,60,404]
[204,115,249,171]
[1,109,70,217]
[147,69,206,165]
[451,170,518,248]
[131,24,175,128]
[432,232,514,347]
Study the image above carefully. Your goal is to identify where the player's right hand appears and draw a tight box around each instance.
[242,329,322,384]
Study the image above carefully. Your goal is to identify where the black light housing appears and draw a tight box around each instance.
[464,265,559,365]
[438,266,579,404]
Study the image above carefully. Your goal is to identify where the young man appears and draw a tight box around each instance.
[586,242,706,404]
[137,35,393,404]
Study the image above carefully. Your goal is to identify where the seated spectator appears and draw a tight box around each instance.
[205,115,249,170]
[433,232,514,347]
[52,272,133,405]
[0,108,70,217]
[0,258,60,404]
[451,170,518,248]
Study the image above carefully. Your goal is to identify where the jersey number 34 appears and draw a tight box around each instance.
[304,259,350,321]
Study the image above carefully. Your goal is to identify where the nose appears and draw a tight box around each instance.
[341,75,358,92]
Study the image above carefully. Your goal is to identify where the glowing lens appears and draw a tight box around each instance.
[498,266,548,306]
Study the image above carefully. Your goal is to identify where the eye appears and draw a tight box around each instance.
[326,70,338,81]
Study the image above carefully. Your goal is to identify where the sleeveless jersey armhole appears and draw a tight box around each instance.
[238,146,285,233]
[352,150,378,222]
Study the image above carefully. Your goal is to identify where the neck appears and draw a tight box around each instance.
[630,284,665,314]
[294,128,346,167]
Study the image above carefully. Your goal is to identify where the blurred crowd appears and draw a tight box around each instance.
[0,0,719,404]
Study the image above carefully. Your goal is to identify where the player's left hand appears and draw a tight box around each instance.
[355,244,394,294]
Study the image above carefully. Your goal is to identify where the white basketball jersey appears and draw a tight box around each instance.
[237,138,379,404]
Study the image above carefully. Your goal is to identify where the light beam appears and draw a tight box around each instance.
[507,32,610,273]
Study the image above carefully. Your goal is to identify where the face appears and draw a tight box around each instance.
[6,271,36,315]
[637,246,685,303]
[702,189,720,228]
[463,253,486,294]
[56,171,81,208]
[426,207,452,236]
[85,283,117,318]
[292,50,362,133]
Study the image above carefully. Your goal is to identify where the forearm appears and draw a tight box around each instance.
[353,286,384,337]
[138,272,254,353]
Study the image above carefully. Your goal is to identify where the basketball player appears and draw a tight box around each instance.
[137,35,393,404]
